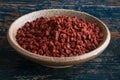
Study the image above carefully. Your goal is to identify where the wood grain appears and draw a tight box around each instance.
[111,31,120,40]
[0,0,120,80]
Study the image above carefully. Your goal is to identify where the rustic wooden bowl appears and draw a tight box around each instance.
[7,9,111,68]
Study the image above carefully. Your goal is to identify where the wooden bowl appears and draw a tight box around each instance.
[7,9,111,68]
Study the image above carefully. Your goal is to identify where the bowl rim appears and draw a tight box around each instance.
[7,9,111,63]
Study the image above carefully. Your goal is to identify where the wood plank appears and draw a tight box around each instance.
[0,0,120,80]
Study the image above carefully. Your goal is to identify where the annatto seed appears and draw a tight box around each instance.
[16,15,103,57]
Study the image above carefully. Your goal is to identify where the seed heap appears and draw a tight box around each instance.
[16,16,103,57]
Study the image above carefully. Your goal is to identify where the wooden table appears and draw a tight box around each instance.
[0,0,120,80]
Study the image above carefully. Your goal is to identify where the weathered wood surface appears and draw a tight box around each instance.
[0,0,120,80]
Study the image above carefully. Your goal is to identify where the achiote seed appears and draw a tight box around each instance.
[16,15,103,57]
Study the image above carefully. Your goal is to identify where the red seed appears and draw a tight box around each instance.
[26,34,33,38]
[55,31,59,41]
[25,22,31,27]
[60,54,65,57]
[66,49,71,54]
[16,15,103,57]
[32,50,37,54]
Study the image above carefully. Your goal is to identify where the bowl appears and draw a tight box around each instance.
[7,9,111,68]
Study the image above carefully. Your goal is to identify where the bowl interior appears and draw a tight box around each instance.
[8,9,110,64]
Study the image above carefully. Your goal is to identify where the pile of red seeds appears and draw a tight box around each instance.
[16,15,103,57]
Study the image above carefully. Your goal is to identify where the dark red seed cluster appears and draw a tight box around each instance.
[16,15,103,57]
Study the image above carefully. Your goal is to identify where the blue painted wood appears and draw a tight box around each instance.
[0,0,120,80]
